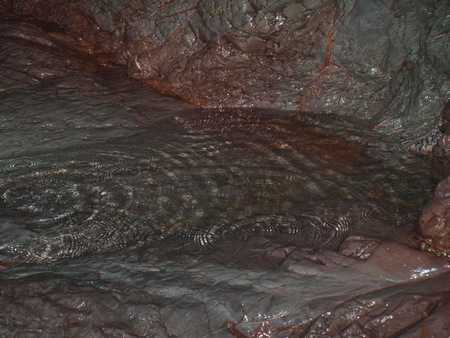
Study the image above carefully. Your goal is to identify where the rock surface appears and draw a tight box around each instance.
[419,100,450,255]
[419,177,450,254]
[432,100,450,181]
[0,3,449,337]
[1,0,449,149]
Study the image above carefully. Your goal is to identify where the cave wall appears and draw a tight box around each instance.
[419,100,450,254]
[1,0,449,149]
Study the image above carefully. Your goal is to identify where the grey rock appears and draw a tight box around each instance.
[2,0,448,149]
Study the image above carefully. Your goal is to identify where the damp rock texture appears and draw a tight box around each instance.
[419,100,450,255]
[432,100,450,181]
[0,8,450,337]
[1,0,449,149]
[419,176,450,254]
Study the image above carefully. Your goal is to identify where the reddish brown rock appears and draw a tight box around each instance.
[422,100,450,254]
[419,176,450,253]
[432,101,450,180]
[1,0,448,149]
[432,135,450,181]
[0,6,449,337]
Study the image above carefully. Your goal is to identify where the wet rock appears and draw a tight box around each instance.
[304,284,449,337]
[0,278,168,337]
[421,100,450,254]
[419,176,450,254]
[1,0,448,148]
[443,99,450,122]
[0,4,449,337]
[432,134,450,181]
[433,100,450,180]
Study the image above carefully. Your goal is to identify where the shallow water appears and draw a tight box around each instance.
[1,10,449,337]
[0,104,433,264]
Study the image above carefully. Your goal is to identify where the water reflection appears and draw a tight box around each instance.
[1,97,447,336]
[1,10,448,335]
[0,110,432,267]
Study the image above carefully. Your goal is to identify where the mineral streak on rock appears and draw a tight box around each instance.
[1,0,448,148]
